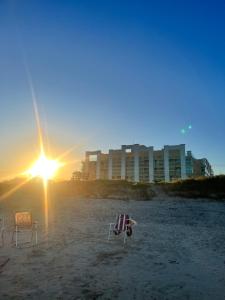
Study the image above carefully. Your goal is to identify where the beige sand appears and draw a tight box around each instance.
[0,196,225,299]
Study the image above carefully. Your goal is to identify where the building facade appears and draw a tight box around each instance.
[71,171,82,181]
[186,151,213,178]
[81,144,212,183]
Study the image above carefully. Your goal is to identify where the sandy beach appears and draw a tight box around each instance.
[1,195,225,299]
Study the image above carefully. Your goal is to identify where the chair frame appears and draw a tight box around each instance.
[108,214,132,244]
[0,215,5,247]
[12,211,38,248]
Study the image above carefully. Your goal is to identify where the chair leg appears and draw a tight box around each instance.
[35,230,38,245]
[15,227,18,248]
[108,224,112,241]
[124,230,127,244]
[31,230,34,244]
[0,231,3,247]
[11,230,14,245]
[2,230,4,247]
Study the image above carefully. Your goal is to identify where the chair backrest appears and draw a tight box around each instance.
[15,212,32,228]
[115,214,130,232]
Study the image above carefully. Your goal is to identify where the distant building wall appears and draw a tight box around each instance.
[71,171,82,181]
[80,143,212,183]
[185,151,213,178]
[193,158,214,177]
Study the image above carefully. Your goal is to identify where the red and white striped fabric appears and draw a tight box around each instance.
[113,214,130,235]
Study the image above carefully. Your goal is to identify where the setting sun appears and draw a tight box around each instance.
[26,153,61,180]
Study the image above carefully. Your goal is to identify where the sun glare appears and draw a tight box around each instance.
[26,153,61,180]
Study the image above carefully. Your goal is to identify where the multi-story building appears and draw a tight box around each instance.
[71,171,82,181]
[81,144,213,183]
[186,151,213,178]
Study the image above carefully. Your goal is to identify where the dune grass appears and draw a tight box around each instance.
[161,175,225,199]
[0,176,224,201]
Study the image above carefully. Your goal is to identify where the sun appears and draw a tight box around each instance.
[26,153,61,180]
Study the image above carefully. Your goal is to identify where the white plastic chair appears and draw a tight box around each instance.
[12,211,38,248]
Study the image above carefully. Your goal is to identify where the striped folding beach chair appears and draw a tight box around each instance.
[12,211,38,248]
[108,214,133,244]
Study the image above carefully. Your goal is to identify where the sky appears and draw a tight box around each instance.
[0,0,225,179]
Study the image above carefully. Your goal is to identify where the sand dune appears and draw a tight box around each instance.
[1,196,225,299]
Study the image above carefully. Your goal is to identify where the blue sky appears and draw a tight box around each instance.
[0,0,225,178]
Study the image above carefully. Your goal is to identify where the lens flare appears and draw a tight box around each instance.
[180,124,193,135]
